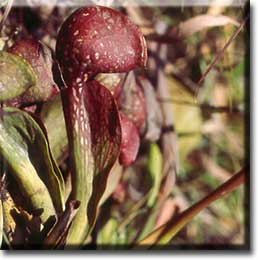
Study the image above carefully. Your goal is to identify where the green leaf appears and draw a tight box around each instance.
[99,161,122,205]
[97,218,119,246]
[147,143,163,207]
[97,217,128,248]
[0,51,36,102]
[0,107,65,222]
[41,95,68,163]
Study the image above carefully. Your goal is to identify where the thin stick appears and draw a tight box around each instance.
[197,15,249,90]
[136,167,246,247]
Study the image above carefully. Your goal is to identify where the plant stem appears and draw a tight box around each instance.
[61,85,93,245]
[197,15,249,89]
[136,167,246,247]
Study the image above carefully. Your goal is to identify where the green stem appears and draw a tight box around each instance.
[61,85,92,246]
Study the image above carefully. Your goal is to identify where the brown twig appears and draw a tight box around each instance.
[197,15,249,89]
[146,33,181,44]
[136,167,246,247]
[43,200,80,248]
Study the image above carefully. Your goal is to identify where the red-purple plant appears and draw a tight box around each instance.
[8,38,59,105]
[119,113,140,166]
[55,6,147,244]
